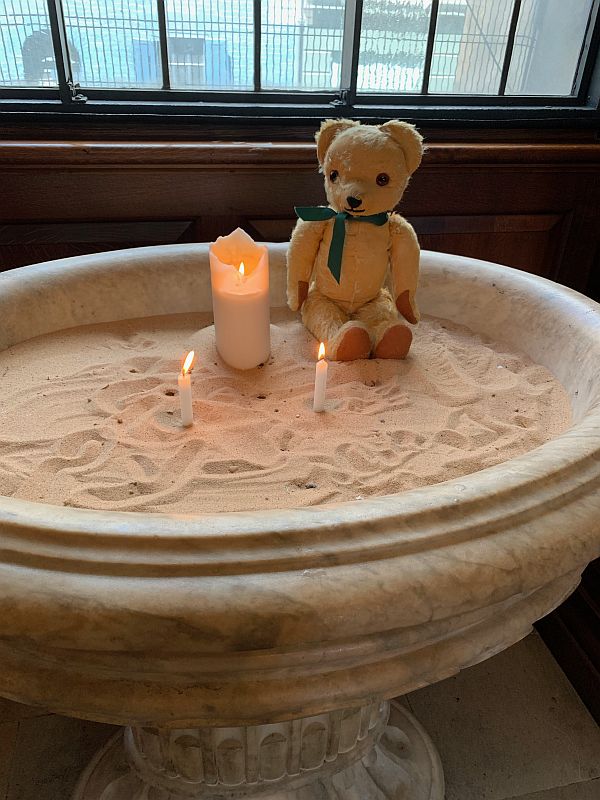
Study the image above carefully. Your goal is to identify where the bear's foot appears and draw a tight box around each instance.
[331,322,371,361]
[373,323,413,359]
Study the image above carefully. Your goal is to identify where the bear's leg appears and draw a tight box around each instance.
[302,290,371,361]
[355,288,413,359]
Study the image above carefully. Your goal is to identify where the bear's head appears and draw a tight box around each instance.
[315,118,423,216]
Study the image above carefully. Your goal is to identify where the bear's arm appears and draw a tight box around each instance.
[287,218,327,311]
[389,213,420,325]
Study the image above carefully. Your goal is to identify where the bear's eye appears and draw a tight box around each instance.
[329,170,339,183]
[376,173,390,186]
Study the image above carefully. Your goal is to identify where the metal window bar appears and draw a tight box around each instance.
[156,0,170,90]
[506,0,537,96]
[253,0,261,92]
[45,0,75,102]
[338,0,363,105]
[571,0,600,99]
[498,0,522,95]
[420,0,439,94]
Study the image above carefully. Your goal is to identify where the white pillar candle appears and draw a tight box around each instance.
[209,228,270,370]
[313,342,328,412]
[178,350,194,427]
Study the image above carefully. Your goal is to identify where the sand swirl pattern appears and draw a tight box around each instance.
[0,310,570,513]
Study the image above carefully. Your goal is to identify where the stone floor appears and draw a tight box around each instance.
[0,632,598,800]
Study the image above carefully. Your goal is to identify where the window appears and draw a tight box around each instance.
[1,1,599,122]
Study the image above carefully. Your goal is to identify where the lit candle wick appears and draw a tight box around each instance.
[182,350,194,376]
[236,260,246,286]
[178,350,195,427]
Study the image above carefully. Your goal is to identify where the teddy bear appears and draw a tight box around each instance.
[287,118,424,360]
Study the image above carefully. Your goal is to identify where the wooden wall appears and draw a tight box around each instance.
[0,134,598,719]
[0,139,599,298]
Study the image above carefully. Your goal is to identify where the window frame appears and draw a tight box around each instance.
[1,0,600,127]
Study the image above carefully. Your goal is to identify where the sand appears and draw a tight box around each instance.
[0,310,571,514]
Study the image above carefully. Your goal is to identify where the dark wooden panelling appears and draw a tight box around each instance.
[1,243,138,271]
[410,213,571,277]
[0,220,192,271]
[1,141,598,291]
[248,218,295,241]
[0,221,192,243]
[536,560,600,724]
[190,216,246,242]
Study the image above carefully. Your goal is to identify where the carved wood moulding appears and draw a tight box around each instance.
[1,141,600,170]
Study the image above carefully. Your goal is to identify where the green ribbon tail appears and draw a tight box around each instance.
[328,212,347,283]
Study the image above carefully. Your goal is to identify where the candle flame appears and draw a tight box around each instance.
[182,350,195,375]
[239,261,245,277]
[318,342,326,360]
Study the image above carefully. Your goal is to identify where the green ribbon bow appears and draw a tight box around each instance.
[295,206,389,283]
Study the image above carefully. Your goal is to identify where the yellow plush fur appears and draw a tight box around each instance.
[287,118,424,360]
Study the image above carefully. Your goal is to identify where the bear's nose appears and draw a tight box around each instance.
[346,196,362,209]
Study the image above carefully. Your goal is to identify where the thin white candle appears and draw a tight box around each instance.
[209,228,270,371]
[313,342,328,412]
[178,350,194,427]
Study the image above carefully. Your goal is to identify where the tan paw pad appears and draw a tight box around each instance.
[374,324,412,360]
[335,326,372,361]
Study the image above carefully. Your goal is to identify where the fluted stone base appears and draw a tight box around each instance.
[72,701,443,800]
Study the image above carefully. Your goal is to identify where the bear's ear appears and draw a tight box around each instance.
[380,120,424,175]
[315,119,359,166]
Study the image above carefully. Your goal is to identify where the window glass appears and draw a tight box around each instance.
[1,0,599,105]
[61,0,161,88]
[431,0,513,94]
[0,0,57,86]
[358,0,432,93]
[506,0,593,96]
[165,0,253,90]
[261,0,344,91]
